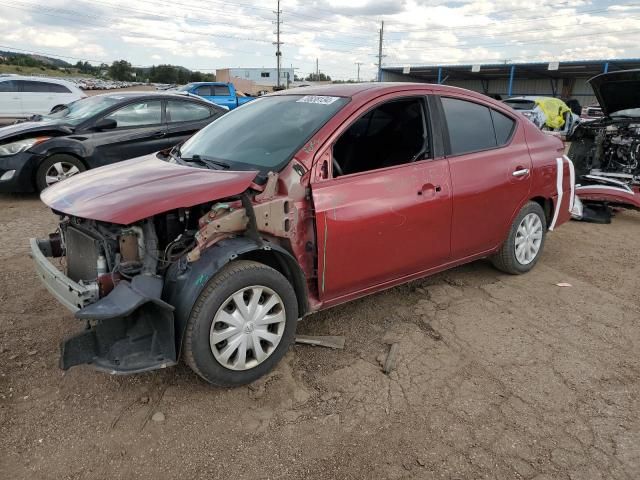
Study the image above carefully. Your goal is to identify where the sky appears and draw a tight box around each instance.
[0,0,638,80]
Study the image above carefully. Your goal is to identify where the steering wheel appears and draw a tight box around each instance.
[332,157,344,177]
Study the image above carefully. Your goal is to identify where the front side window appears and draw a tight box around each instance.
[441,97,497,155]
[333,98,428,177]
[105,101,162,127]
[179,95,349,173]
[167,100,212,122]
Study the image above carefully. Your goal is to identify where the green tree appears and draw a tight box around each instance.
[109,60,134,81]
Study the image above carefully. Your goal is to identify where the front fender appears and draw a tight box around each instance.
[163,237,307,356]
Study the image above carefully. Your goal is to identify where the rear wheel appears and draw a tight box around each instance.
[491,202,547,275]
[184,260,298,387]
[35,154,85,191]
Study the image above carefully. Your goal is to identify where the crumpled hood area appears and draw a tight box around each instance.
[589,69,640,116]
[40,154,258,224]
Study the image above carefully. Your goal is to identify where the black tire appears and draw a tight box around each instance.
[184,260,298,387]
[35,154,86,192]
[491,202,547,275]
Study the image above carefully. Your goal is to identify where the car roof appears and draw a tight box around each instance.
[504,96,543,101]
[271,82,501,104]
[0,75,77,86]
[89,91,223,107]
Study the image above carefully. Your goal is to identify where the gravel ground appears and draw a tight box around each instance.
[0,194,639,480]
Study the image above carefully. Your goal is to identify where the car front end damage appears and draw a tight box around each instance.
[31,169,312,375]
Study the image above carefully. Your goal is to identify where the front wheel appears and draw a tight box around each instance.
[35,154,86,191]
[184,260,298,387]
[491,202,547,275]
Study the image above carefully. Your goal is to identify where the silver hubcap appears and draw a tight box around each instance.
[210,286,286,371]
[45,161,80,186]
[515,213,543,265]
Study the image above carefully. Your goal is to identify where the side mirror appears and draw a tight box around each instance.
[94,118,117,130]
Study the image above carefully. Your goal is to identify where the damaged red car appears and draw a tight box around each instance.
[31,83,574,386]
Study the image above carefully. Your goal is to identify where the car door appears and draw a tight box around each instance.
[17,80,56,115]
[88,99,167,166]
[0,80,21,117]
[165,99,225,147]
[209,84,236,110]
[311,94,452,303]
[439,95,531,259]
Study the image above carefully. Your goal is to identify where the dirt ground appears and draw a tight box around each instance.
[0,194,639,480]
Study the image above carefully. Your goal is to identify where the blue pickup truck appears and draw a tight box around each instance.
[176,82,254,110]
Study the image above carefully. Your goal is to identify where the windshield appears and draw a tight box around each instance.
[176,84,194,92]
[179,95,349,173]
[43,95,123,125]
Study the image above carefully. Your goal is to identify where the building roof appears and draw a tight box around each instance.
[382,59,640,82]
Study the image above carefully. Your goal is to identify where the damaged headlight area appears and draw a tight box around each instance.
[0,137,50,157]
[32,207,204,373]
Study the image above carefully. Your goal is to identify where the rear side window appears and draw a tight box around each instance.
[214,85,230,96]
[195,85,212,96]
[167,100,212,122]
[442,97,496,155]
[0,80,18,92]
[491,109,515,145]
[105,101,162,127]
[48,83,71,93]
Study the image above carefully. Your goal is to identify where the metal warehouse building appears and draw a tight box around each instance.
[381,59,640,107]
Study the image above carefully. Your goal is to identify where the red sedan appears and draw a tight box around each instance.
[32,83,574,386]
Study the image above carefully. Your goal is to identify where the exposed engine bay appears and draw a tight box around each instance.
[32,169,306,374]
[569,118,640,185]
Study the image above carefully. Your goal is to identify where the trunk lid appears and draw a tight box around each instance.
[40,154,258,224]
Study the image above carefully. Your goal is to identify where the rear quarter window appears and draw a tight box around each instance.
[48,83,72,93]
[490,109,516,146]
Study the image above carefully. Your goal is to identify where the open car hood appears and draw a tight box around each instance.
[41,154,258,225]
[589,69,640,117]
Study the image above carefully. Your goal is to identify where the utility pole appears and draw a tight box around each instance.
[316,58,319,80]
[273,0,283,88]
[377,20,384,82]
[355,62,363,82]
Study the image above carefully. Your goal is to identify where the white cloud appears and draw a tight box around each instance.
[0,0,636,80]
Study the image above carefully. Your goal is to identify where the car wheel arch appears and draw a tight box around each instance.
[530,196,553,229]
[33,152,88,191]
[163,237,309,358]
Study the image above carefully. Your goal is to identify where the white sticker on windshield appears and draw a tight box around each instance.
[296,95,340,105]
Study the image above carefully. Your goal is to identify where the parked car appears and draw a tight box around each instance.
[0,76,86,119]
[503,96,581,138]
[176,82,255,110]
[580,104,604,121]
[31,83,573,386]
[0,92,226,192]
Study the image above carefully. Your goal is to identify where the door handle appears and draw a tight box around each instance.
[152,131,166,138]
[512,168,530,177]
[418,183,441,196]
